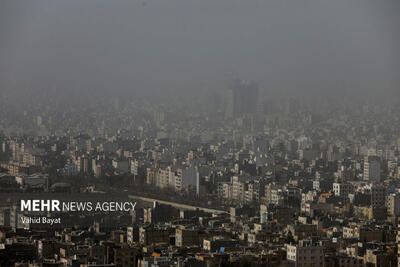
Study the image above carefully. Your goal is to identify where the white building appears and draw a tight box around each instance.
[130,159,139,176]
[333,182,353,198]
[286,240,324,267]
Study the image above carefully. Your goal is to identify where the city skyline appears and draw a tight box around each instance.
[1,0,400,266]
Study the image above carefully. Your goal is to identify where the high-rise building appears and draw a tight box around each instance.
[364,156,381,182]
[37,116,42,127]
[225,79,259,118]
[397,218,400,267]
[371,183,387,207]
[387,193,400,217]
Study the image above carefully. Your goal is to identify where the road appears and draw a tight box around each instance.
[128,194,227,214]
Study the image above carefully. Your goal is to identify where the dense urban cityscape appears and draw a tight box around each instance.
[1,83,400,266]
[2,0,400,266]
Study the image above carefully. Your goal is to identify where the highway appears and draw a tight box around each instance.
[128,194,227,215]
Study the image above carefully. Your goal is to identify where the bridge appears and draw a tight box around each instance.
[128,194,227,215]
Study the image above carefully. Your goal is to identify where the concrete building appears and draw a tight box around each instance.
[175,228,206,247]
[371,184,386,207]
[175,166,199,194]
[286,240,324,267]
[225,79,259,118]
[387,193,400,216]
[139,226,170,246]
[397,218,400,267]
[364,156,380,182]
[333,182,354,198]
[113,247,139,267]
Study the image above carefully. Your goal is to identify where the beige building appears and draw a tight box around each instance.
[175,228,206,247]
[286,240,324,267]
[387,193,400,216]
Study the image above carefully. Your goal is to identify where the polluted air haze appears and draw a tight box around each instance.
[0,0,399,103]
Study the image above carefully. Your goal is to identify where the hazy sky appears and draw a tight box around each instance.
[0,0,399,100]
